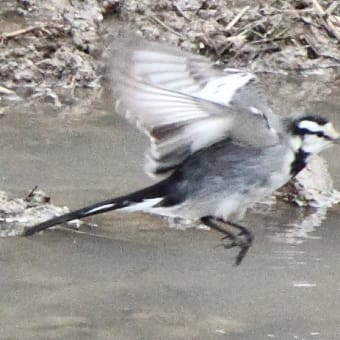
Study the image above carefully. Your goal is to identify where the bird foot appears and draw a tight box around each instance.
[217,228,253,266]
[201,216,254,265]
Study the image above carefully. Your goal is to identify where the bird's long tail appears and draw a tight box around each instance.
[23,181,168,236]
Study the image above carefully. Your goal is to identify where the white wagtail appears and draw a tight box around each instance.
[23,37,339,265]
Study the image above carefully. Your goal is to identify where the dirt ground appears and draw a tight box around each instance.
[0,0,339,109]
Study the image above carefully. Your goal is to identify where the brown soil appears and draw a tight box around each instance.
[0,0,339,108]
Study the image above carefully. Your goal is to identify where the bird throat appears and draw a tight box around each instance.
[290,148,309,176]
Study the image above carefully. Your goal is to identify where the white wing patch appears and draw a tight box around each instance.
[196,73,254,106]
[188,118,233,152]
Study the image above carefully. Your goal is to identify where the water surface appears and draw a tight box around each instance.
[0,75,339,339]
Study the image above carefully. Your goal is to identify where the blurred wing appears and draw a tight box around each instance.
[108,37,282,177]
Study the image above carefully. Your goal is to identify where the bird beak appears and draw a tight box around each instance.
[330,125,340,144]
[333,128,340,144]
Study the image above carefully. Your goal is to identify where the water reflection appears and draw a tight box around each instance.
[268,206,327,245]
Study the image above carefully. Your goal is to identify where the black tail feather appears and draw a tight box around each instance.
[23,181,169,236]
[23,198,121,236]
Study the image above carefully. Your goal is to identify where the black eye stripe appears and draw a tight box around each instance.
[302,129,331,140]
[319,133,332,141]
[291,126,332,140]
[308,130,332,140]
[315,131,326,138]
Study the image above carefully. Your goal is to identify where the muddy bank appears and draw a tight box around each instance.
[0,0,119,109]
[0,0,339,108]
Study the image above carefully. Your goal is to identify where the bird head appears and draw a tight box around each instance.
[289,115,339,154]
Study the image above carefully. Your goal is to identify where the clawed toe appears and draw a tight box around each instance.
[222,232,254,265]
[201,216,254,266]
[233,235,253,266]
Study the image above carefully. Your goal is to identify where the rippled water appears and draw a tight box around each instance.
[0,74,339,339]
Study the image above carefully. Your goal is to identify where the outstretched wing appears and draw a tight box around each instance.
[107,36,282,177]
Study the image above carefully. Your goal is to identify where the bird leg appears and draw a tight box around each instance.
[200,216,254,266]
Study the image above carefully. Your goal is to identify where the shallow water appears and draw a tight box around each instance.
[0,75,340,339]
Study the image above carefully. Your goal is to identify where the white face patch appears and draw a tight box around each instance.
[297,120,322,132]
[302,134,332,154]
[289,136,303,151]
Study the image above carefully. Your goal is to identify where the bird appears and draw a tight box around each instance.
[23,36,340,265]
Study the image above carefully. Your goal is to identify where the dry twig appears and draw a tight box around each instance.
[225,6,250,32]
[172,1,190,21]
[0,23,65,41]
[148,14,184,38]
[311,0,340,41]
